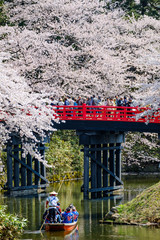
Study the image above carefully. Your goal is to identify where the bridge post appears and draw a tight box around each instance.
[40,143,46,185]
[5,135,49,195]
[91,144,97,199]
[103,144,108,196]
[78,131,125,199]
[116,143,121,185]
[6,143,13,190]
[27,154,32,186]
[83,145,89,199]
[14,144,20,187]
[21,147,27,187]
[97,144,102,198]
[109,143,115,188]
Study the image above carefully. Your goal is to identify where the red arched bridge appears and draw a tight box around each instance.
[5,104,160,198]
[54,104,160,123]
[53,104,160,134]
[53,104,160,199]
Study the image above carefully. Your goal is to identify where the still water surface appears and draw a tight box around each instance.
[0,175,160,240]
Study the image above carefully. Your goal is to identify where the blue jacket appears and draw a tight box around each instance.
[72,210,79,222]
[62,211,73,223]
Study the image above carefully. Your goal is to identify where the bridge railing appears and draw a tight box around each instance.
[53,105,160,123]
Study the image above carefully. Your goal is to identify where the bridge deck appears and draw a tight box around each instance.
[53,105,160,133]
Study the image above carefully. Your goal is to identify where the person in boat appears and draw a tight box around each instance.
[68,204,79,222]
[72,206,79,222]
[57,202,62,213]
[43,206,61,223]
[62,207,74,223]
[45,191,61,223]
[46,191,59,209]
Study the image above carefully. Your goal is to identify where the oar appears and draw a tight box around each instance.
[40,210,49,231]
[57,175,66,193]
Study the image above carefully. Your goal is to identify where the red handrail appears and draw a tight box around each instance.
[1,105,159,124]
[53,105,160,123]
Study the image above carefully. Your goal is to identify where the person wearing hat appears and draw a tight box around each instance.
[46,191,59,209]
[45,191,61,223]
[62,207,74,223]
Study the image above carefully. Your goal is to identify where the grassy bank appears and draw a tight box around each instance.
[105,181,160,225]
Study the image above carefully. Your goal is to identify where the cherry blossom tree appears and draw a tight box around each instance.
[0,52,57,165]
[0,0,159,165]
[0,0,159,102]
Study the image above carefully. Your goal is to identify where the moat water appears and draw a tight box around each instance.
[0,175,160,240]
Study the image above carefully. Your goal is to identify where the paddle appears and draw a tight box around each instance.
[40,210,49,231]
[57,175,66,193]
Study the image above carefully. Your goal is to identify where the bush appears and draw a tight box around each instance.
[0,0,10,26]
[45,130,83,181]
[0,205,27,240]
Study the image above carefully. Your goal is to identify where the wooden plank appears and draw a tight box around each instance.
[7,144,13,189]
[109,143,115,187]
[91,144,97,198]
[89,185,123,193]
[21,149,27,186]
[54,120,160,134]
[27,154,32,186]
[40,143,46,184]
[116,143,121,186]
[103,144,108,194]
[35,158,40,185]
[84,146,123,152]
[14,144,19,187]
[83,145,89,199]
[97,144,102,198]
[8,184,48,191]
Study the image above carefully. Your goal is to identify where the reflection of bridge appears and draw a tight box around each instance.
[5,105,160,199]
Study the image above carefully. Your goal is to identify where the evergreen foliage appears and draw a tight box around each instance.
[0,0,10,26]
[0,205,27,240]
[106,0,160,19]
[45,130,83,181]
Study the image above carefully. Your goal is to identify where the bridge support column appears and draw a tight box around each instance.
[83,145,89,199]
[5,135,49,195]
[7,143,13,190]
[78,131,125,199]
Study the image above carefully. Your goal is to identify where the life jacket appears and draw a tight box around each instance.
[62,211,73,223]
[72,210,79,222]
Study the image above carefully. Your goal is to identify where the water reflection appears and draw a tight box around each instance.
[43,227,79,240]
[0,176,160,240]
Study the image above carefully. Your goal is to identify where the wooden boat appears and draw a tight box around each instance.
[44,221,77,232]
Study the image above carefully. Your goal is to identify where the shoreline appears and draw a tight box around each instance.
[99,220,160,227]
[122,171,160,176]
